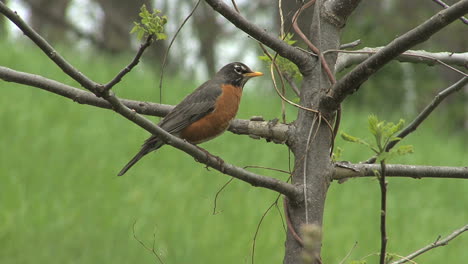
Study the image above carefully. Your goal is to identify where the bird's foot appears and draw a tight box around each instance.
[194,146,225,173]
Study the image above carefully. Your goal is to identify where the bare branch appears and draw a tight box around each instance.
[322,0,362,28]
[378,160,388,264]
[0,3,300,199]
[432,0,468,24]
[334,48,468,73]
[328,0,468,109]
[0,66,291,142]
[103,34,155,91]
[333,163,468,180]
[204,0,312,71]
[0,2,99,92]
[366,77,468,163]
[391,224,468,264]
[0,66,172,116]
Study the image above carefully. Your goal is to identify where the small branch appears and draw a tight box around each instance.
[329,1,468,108]
[103,34,154,91]
[333,163,468,180]
[378,160,388,264]
[283,73,301,97]
[366,77,468,163]
[132,220,165,264]
[292,0,336,84]
[0,3,301,200]
[0,66,291,143]
[391,224,468,264]
[432,0,468,24]
[0,2,99,92]
[334,48,468,74]
[23,0,114,52]
[339,39,361,50]
[204,0,312,71]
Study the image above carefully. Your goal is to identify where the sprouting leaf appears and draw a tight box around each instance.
[396,145,414,155]
[258,34,302,81]
[131,4,167,40]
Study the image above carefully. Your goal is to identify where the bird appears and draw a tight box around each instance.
[118,62,263,176]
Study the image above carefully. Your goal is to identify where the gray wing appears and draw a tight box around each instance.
[159,79,222,134]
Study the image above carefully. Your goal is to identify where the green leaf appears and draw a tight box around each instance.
[396,145,414,155]
[341,132,360,143]
[258,34,302,81]
[131,4,167,40]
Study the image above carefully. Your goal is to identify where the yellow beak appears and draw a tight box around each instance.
[243,71,264,77]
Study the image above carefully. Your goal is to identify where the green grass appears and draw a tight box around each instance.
[1,39,467,264]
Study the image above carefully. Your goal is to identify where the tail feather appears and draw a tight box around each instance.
[118,140,164,176]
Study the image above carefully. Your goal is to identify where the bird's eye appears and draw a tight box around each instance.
[234,65,243,74]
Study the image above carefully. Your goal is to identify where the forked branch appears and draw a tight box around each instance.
[0,66,291,143]
[204,0,313,72]
[391,224,468,264]
[334,48,468,74]
[0,2,300,200]
[329,0,468,108]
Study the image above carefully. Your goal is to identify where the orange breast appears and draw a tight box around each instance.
[179,84,242,144]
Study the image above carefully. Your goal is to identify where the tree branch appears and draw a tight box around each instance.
[391,224,468,264]
[0,2,300,200]
[0,66,291,143]
[204,0,312,72]
[328,0,468,108]
[0,2,99,92]
[333,163,468,180]
[365,76,468,164]
[431,0,468,24]
[322,0,362,28]
[102,34,155,91]
[334,48,468,73]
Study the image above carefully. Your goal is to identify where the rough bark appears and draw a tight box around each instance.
[285,2,341,263]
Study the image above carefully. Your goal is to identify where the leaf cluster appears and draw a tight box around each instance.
[341,114,413,162]
[130,4,168,41]
[259,33,302,80]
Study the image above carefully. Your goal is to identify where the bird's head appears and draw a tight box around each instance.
[216,62,263,87]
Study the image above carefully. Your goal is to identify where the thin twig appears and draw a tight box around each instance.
[391,224,468,264]
[212,178,234,215]
[103,34,154,91]
[431,0,468,24]
[205,0,311,70]
[330,1,468,106]
[338,241,358,264]
[251,196,281,264]
[283,197,304,247]
[230,0,240,13]
[365,77,468,164]
[159,0,202,103]
[283,73,301,97]
[132,220,165,264]
[258,45,335,134]
[379,160,388,264]
[292,0,336,85]
[339,39,361,49]
[331,48,468,77]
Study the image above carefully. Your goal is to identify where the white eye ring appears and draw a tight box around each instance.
[234,65,242,74]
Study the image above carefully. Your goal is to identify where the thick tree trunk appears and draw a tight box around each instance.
[283,1,353,263]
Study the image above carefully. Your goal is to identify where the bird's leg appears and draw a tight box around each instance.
[194,145,225,173]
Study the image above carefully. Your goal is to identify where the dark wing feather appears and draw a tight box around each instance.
[158,79,222,134]
[141,79,221,148]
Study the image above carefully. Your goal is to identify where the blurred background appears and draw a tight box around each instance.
[0,0,467,263]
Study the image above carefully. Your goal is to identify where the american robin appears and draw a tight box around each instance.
[118,62,263,176]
